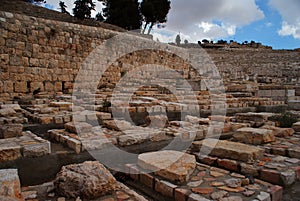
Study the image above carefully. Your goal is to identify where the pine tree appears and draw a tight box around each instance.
[101,0,142,30]
[59,1,69,14]
[73,0,95,20]
[141,0,171,34]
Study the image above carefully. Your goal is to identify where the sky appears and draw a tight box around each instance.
[43,0,300,49]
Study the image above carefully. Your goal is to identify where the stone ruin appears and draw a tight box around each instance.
[1,0,300,201]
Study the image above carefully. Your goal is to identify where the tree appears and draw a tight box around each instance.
[23,0,45,3]
[95,12,104,21]
[141,0,171,34]
[73,0,95,20]
[184,39,189,44]
[217,39,227,44]
[101,0,142,30]
[175,34,181,45]
[202,39,210,44]
[59,1,70,14]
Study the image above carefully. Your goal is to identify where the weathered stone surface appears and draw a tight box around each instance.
[49,102,72,108]
[191,187,214,195]
[219,196,243,201]
[233,127,275,145]
[145,115,169,128]
[0,141,21,162]
[22,141,51,157]
[0,124,23,139]
[188,193,210,201]
[55,161,116,199]
[280,170,296,186]
[102,120,132,131]
[0,169,23,201]
[292,122,300,132]
[1,104,22,112]
[192,139,264,162]
[257,191,271,201]
[210,190,229,200]
[261,125,294,137]
[224,178,242,188]
[138,150,196,183]
[0,108,16,117]
[64,122,92,134]
[118,133,149,146]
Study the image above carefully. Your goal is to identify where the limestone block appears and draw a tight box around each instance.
[0,140,21,162]
[234,127,275,145]
[192,139,264,162]
[138,150,196,183]
[0,169,23,201]
[0,124,23,139]
[14,82,27,93]
[21,141,51,157]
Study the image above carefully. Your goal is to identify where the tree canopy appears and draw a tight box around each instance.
[175,34,181,45]
[59,1,70,14]
[100,0,142,30]
[73,0,96,20]
[141,0,171,34]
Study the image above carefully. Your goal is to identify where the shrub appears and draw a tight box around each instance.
[102,100,111,107]
[269,112,298,128]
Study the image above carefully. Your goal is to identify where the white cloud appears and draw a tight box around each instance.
[152,0,264,43]
[43,0,265,43]
[278,21,300,39]
[269,0,300,39]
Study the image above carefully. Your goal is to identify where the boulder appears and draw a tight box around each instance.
[138,150,196,183]
[55,161,116,199]
[233,127,275,145]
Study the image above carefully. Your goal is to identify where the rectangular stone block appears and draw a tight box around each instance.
[267,185,283,201]
[260,169,281,185]
[22,141,51,157]
[155,180,177,197]
[14,81,28,93]
[0,140,21,162]
[0,124,23,139]
[0,169,23,200]
[66,138,81,154]
[138,151,196,183]
[233,127,275,145]
[192,139,264,162]
[140,173,154,189]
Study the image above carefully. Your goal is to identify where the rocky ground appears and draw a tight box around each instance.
[0,90,300,201]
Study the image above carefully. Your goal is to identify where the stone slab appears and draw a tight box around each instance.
[233,128,275,145]
[192,139,264,162]
[138,150,196,183]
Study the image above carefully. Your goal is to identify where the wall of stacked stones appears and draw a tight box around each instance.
[207,49,300,83]
[1,10,300,100]
[0,11,193,99]
[0,11,119,99]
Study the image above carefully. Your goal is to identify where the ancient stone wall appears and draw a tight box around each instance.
[207,49,300,83]
[0,11,120,99]
[1,10,300,100]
